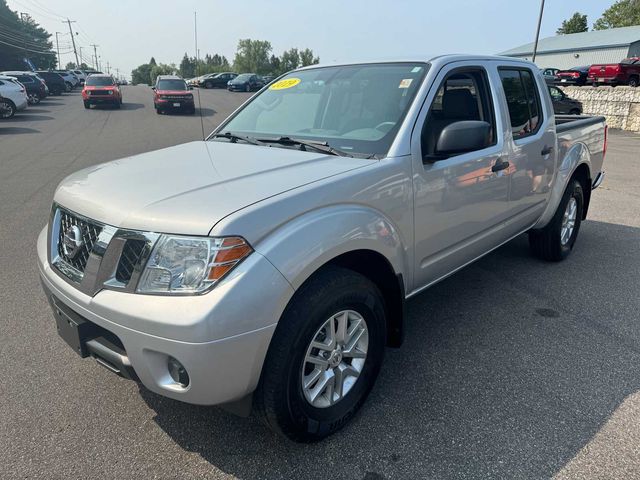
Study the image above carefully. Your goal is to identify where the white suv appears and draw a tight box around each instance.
[0,75,28,118]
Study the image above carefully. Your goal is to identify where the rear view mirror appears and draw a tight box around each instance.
[435,121,491,156]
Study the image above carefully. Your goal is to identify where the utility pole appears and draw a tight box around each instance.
[64,19,80,66]
[55,32,62,68]
[532,0,545,63]
[19,13,28,58]
[90,44,99,70]
[106,61,110,74]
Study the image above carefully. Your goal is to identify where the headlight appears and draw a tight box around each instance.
[137,235,252,295]
[108,90,114,95]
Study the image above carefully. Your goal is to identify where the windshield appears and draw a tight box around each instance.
[86,76,114,86]
[216,63,427,157]
[157,79,187,90]
[234,74,253,81]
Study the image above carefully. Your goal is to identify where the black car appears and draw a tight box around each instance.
[548,86,582,115]
[36,71,66,95]
[228,73,264,92]
[200,72,237,89]
[5,73,47,102]
[555,65,590,86]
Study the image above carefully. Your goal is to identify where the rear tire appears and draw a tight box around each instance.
[254,266,386,442]
[205,82,212,89]
[529,178,584,261]
[629,76,639,88]
[0,99,16,118]
[569,108,581,115]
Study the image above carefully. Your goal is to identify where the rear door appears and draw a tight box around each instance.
[496,65,556,228]
[410,62,512,289]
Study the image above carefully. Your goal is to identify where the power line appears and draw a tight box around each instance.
[0,37,54,54]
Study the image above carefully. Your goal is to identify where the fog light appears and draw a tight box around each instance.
[167,356,190,387]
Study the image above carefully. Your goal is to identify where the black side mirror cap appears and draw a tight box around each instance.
[435,120,492,157]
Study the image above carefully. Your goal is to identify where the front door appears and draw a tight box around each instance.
[410,63,512,290]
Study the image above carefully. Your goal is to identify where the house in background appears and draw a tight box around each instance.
[500,25,640,69]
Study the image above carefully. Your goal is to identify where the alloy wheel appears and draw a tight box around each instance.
[301,310,369,408]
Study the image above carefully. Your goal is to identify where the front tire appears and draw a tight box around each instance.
[83,100,90,109]
[254,266,386,442]
[629,76,639,88]
[529,178,584,261]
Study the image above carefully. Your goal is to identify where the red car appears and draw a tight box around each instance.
[588,58,640,87]
[82,74,122,109]
[153,75,195,114]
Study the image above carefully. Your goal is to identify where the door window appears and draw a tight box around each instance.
[548,86,563,101]
[499,68,544,140]
[421,68,496,157]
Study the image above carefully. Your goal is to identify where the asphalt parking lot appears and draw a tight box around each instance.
[1,87,639,479]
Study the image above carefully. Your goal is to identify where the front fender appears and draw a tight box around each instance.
[254,204,410,290]
[533,141,591,229]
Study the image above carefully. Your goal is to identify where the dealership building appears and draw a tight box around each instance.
[500,25,640,69]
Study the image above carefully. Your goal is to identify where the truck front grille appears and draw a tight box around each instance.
[115,239,147,283]
[50,206,158,296]
[57,210,103,273]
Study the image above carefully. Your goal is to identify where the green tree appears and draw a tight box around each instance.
[0,2,56,68]
[179,53,196,78]
[556,12,588,34]
[280,48,300,73]
[131,61,154,85]
[233,39,272,74]
[149,63,176,84]
[299,48,319,67]
[594,0,640,30]
[269,55,281,74]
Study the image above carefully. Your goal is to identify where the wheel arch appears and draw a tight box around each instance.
[533,141,592,229]
[254,205,410,347]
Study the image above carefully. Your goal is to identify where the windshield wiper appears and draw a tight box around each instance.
[257,136,354,158]
[210,131,264,146]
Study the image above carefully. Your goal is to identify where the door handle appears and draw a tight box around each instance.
[491,158,510,173]
[541,146,554,156]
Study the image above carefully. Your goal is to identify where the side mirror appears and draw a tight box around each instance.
[188,85,193,90]
[435,120,491,157]
[151,86,156,91]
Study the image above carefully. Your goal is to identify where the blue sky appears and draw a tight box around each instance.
[7,0,612,78]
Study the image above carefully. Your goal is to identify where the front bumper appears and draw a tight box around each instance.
[37,226,294,405]
[85,95,118,104]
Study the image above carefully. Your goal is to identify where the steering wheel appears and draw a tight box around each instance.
[374,121,396,133]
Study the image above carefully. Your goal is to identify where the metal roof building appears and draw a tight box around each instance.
[500,25,640,69]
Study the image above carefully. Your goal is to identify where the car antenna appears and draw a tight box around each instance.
[194,11,205,141]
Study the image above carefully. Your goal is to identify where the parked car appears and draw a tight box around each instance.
[82,74,122,108]
[555,66,590,86]
[548,86,582,115]
[72,69,88,85]
[540,67,559,85]
[36,71,67,95]
[37,56,607,442]
[53,70,79,91]
[227,73,264,91]
[0,74,28,118]
[588,58,640,87]
[152,75,195,114]
[199,72,238,89]
[1,72,47,103]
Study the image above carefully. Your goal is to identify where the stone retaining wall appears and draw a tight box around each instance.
[562,86,640,131]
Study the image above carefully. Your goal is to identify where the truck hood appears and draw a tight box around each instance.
[54,141,373,235]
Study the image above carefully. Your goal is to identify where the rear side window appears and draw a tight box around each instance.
[499,68,543,140]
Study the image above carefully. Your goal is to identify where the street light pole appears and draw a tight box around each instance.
[532,0,545,63]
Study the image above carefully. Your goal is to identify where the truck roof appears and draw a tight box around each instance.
[294,54,536,71]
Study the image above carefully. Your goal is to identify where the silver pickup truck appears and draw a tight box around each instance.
[38,55,607,442]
